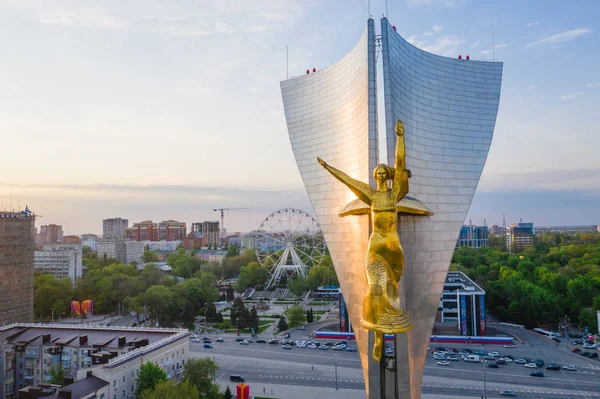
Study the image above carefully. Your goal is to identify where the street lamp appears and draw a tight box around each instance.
[482,358,487,399]
[333,353,339,390]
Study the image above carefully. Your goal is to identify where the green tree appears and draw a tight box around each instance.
[277,315,288,331]
[143,286,173,326]
[249,306,259,332]
[140,380,199,399]
[136,361,167,397]
[230,297,246,326]
[227,244,240,257]
[48,363,65,385]
[287,276,306,299]
[142,250,160,263]
[223,385,234,399]
[286,306,306,327]
[306,308,314,323]
[182,358,221,399]
[578,308,599,332]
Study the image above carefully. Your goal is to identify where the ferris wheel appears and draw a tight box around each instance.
[254,208,326,287]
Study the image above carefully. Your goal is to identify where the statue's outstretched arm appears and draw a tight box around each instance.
[317,157,373,205]
[392,120,411,202]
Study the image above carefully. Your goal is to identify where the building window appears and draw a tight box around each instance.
[123,389,126,398]
[122,375,125,382]
[100,394,105,399]
[113,380,117,388]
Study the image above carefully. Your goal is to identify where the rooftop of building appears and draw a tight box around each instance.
[445,271,484,294]
[0,323,188,368]
[20,375,109,399]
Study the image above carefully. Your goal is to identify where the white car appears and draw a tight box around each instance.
[500,357,513,363]
[562,365,577,371]
[297,326,306,330]
[445,350,454,355]
[489,352,500,357]
[432,351,445,357]
[307,344,318,349]
[240,340,250,345]
[437,361,450,366]
[583,343,597,349]
[129,311,136,316]
[503,344,515,348]
[524,363,537,368]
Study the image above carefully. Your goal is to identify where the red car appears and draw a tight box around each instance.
[572,348,581,353]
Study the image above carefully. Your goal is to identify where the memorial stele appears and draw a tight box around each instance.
[281,17,503,399]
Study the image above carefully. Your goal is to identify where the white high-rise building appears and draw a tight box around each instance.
[34,245,83,284]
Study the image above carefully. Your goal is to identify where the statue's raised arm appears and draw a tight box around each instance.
[317,157,374,206]
[392,120,411,202]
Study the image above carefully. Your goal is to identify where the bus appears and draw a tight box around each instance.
[533,328,556,338]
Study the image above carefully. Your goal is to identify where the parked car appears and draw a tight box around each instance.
[216,337,224,342]
[256,339,266,343]
[483,356,495,361]
[318,345,329,350]
[515,359,527,364]
[268,339,279,344]
[346,346,357,352]
[235,338,244,342]
[545,364,560,370]
[489,352,500,357]
[552,337,561,343]
[589,352,598,358]
[307,344,318,349]
[503,344,515,348]
[488,363,499,368]
[524,363,537,368]
[230,375,245,382]
[562,365,576,371]
[500,390,516,396]
[495,359,507,365]
[203,343,213,349]
[240,340,250,345]
[572,348,582,353]
[282,344,293,350]
[474,350,486,355]
[202,337,211,343]
[297,326,306,330]
[571,340,580,345]
[446,356,459,361]
[534,359,545,368]
[530,371,544,377]
[437,361,450,366]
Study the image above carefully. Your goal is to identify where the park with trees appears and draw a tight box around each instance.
[453,232,600,331]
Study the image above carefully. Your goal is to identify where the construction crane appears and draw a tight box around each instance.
[213,208,251,246]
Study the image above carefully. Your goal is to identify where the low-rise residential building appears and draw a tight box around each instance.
[182,232,205,250]
[126,221,186,242]
[62,235,81,245]
[194,250,227,265]
[34,245,83,284]
[0,323,189,399]
[143,240,181,252]
[97,240,143,265]
[80,234,98,251]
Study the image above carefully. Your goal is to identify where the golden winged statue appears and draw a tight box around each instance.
[317,120,432,362]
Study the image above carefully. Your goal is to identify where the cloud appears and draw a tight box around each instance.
[407,35,463,57]
[423,25,444,36]
[478,168,600,193]
[586,82,600,88]
[479,50,492,56]
[32,9,127,30]
[525,28,591,47]
[526,21,539,27]
[494,40,518,49]
[470,40,481,48]
[559,92,584,101]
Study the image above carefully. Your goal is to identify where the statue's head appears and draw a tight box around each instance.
[373,164,394,184]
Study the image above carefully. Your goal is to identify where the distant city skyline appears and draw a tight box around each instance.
[1,0,598,233]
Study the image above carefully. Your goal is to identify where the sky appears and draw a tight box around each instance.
[0,0,599,234]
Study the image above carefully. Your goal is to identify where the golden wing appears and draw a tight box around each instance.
[339,196,433,218]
